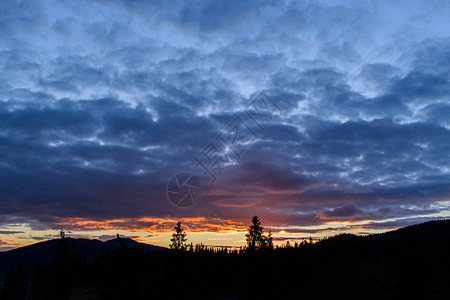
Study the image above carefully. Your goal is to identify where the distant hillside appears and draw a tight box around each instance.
[0,237,166,275]
[317,219,450,251]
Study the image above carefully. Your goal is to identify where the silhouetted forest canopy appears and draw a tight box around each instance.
[1,219,450,299]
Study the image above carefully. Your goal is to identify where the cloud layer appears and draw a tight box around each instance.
[0,0,449,248]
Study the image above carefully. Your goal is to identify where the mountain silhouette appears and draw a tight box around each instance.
[317,219,450,251]
[0,237,166,276]
[0,220,449,299]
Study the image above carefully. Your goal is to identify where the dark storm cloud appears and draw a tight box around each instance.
[316,203,442,222]
[318,204,364,220]
[225,160,314,192]
[0,96,223,220]
[0,0,449,235]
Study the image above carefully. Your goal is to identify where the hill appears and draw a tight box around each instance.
[0,220,449,299]
[0,237,166,276]
[318,219,450,250]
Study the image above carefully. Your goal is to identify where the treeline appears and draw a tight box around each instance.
[1,219,450,299]
[0,237,319,300]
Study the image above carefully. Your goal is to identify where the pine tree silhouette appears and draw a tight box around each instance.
[245,216,271,251]
[170,222,187,250]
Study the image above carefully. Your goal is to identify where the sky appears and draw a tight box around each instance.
[0,0,449,250]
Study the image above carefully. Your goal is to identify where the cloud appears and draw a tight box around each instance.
[213,198,262,208]
[0,0,449,249]
[317,204,365,220]
[0,231,24,235]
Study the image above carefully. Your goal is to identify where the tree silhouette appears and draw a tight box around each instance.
[266,230,274,249]
[116,233,127,250]
[170,221,187,250]
[52,230,75,300]
[246,216,271,251]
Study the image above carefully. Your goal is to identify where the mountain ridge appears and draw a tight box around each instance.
[0,237,166,276]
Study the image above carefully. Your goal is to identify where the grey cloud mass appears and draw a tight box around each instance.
[0,0,449,237]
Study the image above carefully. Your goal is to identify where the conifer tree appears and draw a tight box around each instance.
[170,221,187,250]
[245,216,270,251]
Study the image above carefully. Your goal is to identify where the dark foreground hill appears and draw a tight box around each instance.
[0,237,165,276]
[1,219,449,300]
[319,218,450,250]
